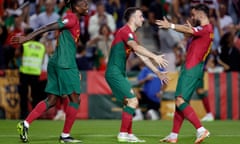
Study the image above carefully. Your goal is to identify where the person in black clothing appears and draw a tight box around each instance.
[0,22,8,71]
[218,32,240,72]
[148,0,166,50]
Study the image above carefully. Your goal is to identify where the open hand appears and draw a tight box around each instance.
[155,17,170,29]
[185,20,192,28]
[154,55,168,68]
[156,71,169,85]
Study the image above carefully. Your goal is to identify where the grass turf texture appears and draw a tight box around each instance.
[0,120,240,144]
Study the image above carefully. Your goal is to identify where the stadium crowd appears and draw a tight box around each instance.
[0,0,240,73]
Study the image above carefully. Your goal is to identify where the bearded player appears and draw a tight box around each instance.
[156,4,213,144]
[105,7,169,143]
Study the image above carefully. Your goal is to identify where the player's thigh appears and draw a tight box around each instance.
[58,68,81,96]
[106,76,135,101]
[175,74,199,102]
[45,64,60,96]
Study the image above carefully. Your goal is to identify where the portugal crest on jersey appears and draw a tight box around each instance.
[128,33,133,39]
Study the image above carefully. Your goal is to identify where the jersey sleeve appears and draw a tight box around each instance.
[57,14,77,29]
[192,26,209,37]
[121,29,135,43]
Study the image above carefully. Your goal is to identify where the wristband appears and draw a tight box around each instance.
[170,23,175,29]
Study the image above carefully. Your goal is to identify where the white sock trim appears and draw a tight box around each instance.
[61,133,70,138]
[24,120,29,128]
[197,127,206,133]
[170,132,178,138]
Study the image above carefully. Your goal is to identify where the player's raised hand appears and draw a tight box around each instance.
[156,71,169,85]
[185,20,192,28]
[153,54,168,68]
[155,16,170,29]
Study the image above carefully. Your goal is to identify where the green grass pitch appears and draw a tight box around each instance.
[0,120,240,144]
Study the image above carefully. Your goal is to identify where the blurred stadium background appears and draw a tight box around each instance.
[0,0,239,143]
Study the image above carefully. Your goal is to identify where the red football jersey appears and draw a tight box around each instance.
[185,24,213,69]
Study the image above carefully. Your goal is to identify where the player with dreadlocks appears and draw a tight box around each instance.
[13,0,88,143]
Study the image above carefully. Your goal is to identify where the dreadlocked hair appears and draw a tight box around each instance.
[64,0,72,8]
[64,0,84,10]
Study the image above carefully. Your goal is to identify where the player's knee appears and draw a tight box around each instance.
[196,88,204,95]
[45,94,57,107]
[175,96,185,107]
[68,92,80,103]
[127,97,138,108]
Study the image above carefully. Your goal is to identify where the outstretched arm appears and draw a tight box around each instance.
[155,17,194,34]
[127,40,168,68]
[12,22,59,44]
[135,52,169,85]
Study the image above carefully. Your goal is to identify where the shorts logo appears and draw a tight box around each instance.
[130,89,134,95]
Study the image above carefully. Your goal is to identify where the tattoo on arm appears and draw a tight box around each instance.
[28,22,59,39]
